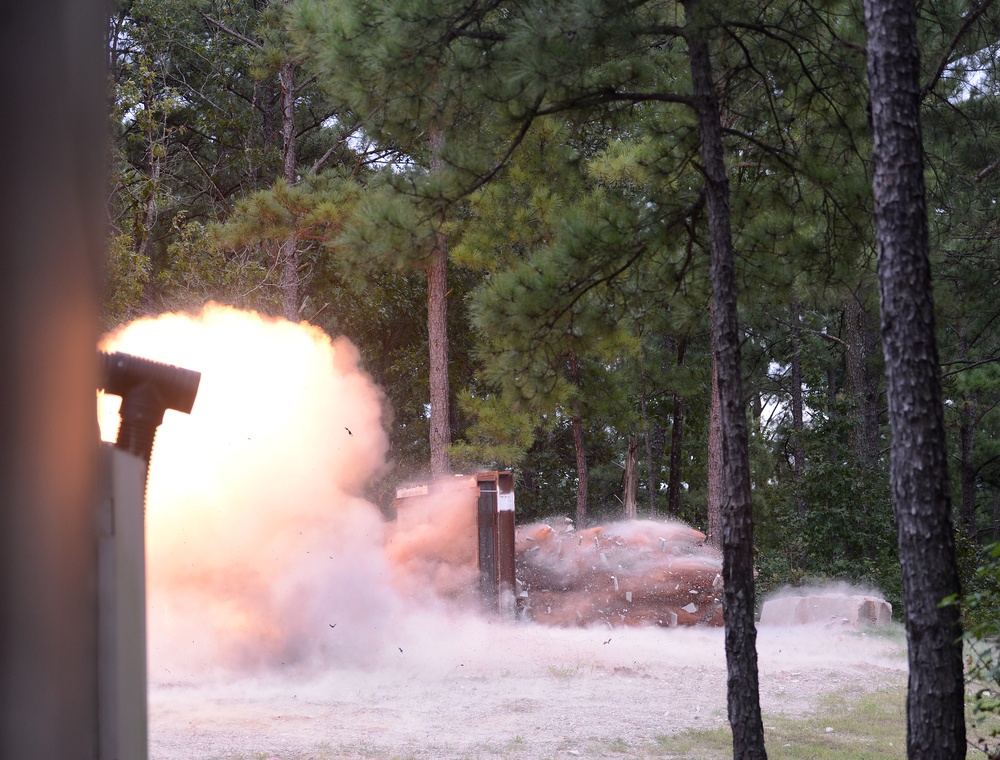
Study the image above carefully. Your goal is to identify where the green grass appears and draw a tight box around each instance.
[588,688,908,759]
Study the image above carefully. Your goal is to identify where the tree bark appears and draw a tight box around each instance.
[624,434,638,519]
[960,394,978,538]
[640,392,657,515]
[684,4,767,757]
[426,237,452,478]
[427,125,452,478]
[844,287,880,462]
[707,354,724,545]
[993,490,1000,543]
[863,0,966,754]
[667,337,687,519]
[789,302,806,516]
[958,328,978,539]
[568,349,589,527]
[278,54,300,321]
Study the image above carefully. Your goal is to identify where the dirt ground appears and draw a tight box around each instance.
[148,617,908,759]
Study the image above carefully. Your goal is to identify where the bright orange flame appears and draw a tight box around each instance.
[99,305,396,672]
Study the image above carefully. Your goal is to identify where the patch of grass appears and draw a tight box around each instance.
[968,691,1000,758]
[611,688,908,759]
[546,663,585,678]
[763,689,906,759]
[607,737,633,752]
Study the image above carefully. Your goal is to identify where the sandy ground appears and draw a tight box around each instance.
[148,617,908,760]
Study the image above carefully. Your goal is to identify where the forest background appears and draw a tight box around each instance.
[106,0,1000,624]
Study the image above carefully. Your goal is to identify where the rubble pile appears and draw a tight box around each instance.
[515,519,724,628]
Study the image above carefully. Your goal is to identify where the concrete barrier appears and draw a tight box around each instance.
[759,594,892,628]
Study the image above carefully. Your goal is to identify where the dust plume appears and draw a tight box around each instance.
[99,305,397,673]
[384,477,481,608]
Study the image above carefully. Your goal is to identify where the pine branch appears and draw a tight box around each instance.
[941,355,1000,378]
[975,156,1000,183]
[200,13,263,50]
[179,143,231,210]
[920,0,997,99]
[536,89,692,116]
[774,316,848,347]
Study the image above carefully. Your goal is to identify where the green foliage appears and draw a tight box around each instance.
[952,541,1000,757]
[103,233,151,330]
[449,391,538,470]
[755,397,902,610]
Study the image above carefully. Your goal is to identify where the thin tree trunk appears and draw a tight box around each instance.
[426,236,451,478]
[960,394,978,539]
[640,392,658,515]
[138,101,162,311]
[844,287,880,462]
[667,396,685,517]
[707,354,723,545]
[864,0,966,753]
[278,55,300,321]
[993,490,999,543]
[789,302,806,516]
[959,328,978,540]
[667,337,687,519]
[427,125,452,478]
[684,5,766,756]
[623,434,638,520]
[137,160,160,311]
[568,349,589,527]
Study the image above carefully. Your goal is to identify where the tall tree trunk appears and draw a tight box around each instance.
[667,396,685,517]
[138,98,162,311]
[667,337,687,519]
[137,159,160,311]
[959,328,978,539]
[684,5,766,757]
[789,302,806,516]
[427,126,452,478]
[640,391,657,515]
[426,237,451,478]
[960,394,978,539]
[993,489,1000,543]
[863,0,966,755]
[568,349,589,527]
[278,55,300,321]
[623,434,638,519]
[844,286,880,462]
[707,354,724,545]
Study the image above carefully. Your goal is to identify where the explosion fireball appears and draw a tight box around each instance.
[99,305,395,672]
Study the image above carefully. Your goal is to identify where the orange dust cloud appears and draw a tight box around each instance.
[515,519,724,627]
[384,476,482,609]
[98,305,396,674]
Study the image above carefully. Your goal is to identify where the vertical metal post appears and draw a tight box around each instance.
[0,1,106,757]
[97,448,150,760]
[477,480,498,611]
[496,473,517,621]
[476,472,517,620]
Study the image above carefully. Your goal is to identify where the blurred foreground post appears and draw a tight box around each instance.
[0,1,106,757]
